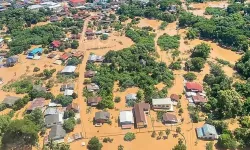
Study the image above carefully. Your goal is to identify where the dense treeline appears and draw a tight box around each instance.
[89,28,174,109]
[179,9,250,51]
[117,1,180,22]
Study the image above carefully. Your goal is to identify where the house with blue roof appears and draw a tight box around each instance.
[196,124,218,140]
[27,48,43,59]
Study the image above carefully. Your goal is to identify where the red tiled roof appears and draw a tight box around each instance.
[186,82,203,92]
[60,53,71,61]
[69,0,85,3]
[52,40,61,48]
[27,98,45,111]
[170,94,179,101]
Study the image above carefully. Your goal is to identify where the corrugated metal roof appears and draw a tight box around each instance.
[119,110,134,123]
[152,98,173,105]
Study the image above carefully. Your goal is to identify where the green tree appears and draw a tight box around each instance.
[217,134,237,149]
[2,119,39,147]
[172,139,186,150]
[54,94,73,107]
[0,115,11,136]
[71,40,79,49]
[24,108,44,129]
[206,141,213,150]
[176,127,181,134]
[183,72,197,81]
[186,57,206,71]
[63,117,76,132]
[136,89,144,102]
[157,34,180,51]
[63,110,75,119]
[124,132,136,141]
[118,145,124,150]
[171,50,181,60]
[87,136,103,150]
[67,57,81,66]
[186,28,199,40]
[169,61,182,70]
[191,43,211,59]
[101,34,108,40]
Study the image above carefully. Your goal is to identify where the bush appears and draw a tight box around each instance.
[151,131,157,138]
[157,34,180,51]
[101,34,108,40]
[186,57,206,71]
[76,118,81,124]
[72,92,78,99]
[103,137,113,143]
[67,57,82,66]
[87,137,103,150]
[114,97,121,103]
[169,61,181,70]
[0,104,7,111]
[33,67,40,72]
[124,132,135,141]
[159,21,168,30]
[183,72,197,81]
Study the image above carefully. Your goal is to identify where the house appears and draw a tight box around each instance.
[185,82,203,92]
[133,103,150,128]
[60,53,72,61]
[2,96,21,107]
[6,56,18,67]
[95,111,110,124]
[60,84,75,91]
[152,98,174,111]
[0,38,4,48]
[84,70,97,78]
[0,51,7,57]
[44,107,62,116]
[69,0,85,7]
[192,94,207,104]
[48,125,66,143]
[27,98,46,112]
[48,103,62,107]
[66,103,80,113]
[51,40,61,49]
[50,15,59,22]
[54,60,63,65]
[88,54,104,63]
[41,1,63,13]
[162,113,178,124]
[87,97,102,106]
[28,4,44,11]
[85,29,94,36]
[196,124,218,140]
[119,110,134,129]
[45,114,64,127]
[61,66,76,74]
[170,94,179,102]
[47,53,57,59]
[72,51,84,59]
[125,94,137,102]
[86,83,100,92]
[27,48,43,59]
[33,84,47,92]
[64,89,74,96]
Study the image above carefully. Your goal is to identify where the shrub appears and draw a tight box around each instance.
[151,131,157,138]
[114,97,121,103]
[101,34,108,40]
[169,61,181,70]
[124,132,135,141]
[183,72,197,81]
[63,117,76,132]
[33,67,40,72]
[103,137,113,143]
[72,92,78,99]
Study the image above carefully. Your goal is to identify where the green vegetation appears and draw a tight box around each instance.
[63,117,76,133]
[124,132,136,141]
[101,34,109,40]
[54,94,73,107]
[71,40,79,49]
[186,57,206,71]
[218,134,238,149]
[103,137,113,143]
[191,43,211,59]
[67,57,82,66]
[114,97,121,103]
[186,28,199,40]
[24,108,44,130]
[215,58,233,68]
[117,1,179,22]
[63,110,75,119]
[87,137,103,150]
[169,61,182,70]
[172,139,186,150]
[2,79,33,94]
[205,7,226,16]
[206,141,214,150]
[159,21,168,30]
[179,11,249,52]
[29,89,54,100]
[235,51,250,79]
[157,34,180,51]
[183,72,197,81]
[12,95,31,111]
[43,69,56,79]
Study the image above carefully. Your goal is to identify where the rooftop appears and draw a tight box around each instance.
[134,103,150,123]
[49,125,66,140]
[152,98,173,105]
[186,82,203,92]
[61,66,76,73]
[27,98,45,111]
[119,110,134,123]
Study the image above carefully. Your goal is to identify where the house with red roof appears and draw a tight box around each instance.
[69,0,85,7]
[185,82,203,92]
[51,40,61,49]
[60,53,72,61]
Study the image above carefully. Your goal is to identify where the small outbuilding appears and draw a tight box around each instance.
[170,94,179,102]
[196,124,218,140]
[66,103,80,113]
[64,89,74,96]
[87,97,102,106]
[6,56,18,67]
[60,84,75,91]
[84,70,97,78]
[61,66,76,74]
[27,48,43,59]
[86,83,100,92]
[95,111,110,124]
